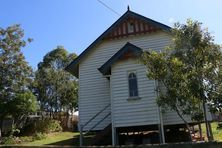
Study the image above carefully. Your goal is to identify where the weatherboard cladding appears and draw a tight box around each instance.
[65,10,171,77]
[79,32,172,131]
[111,58,160,127]
[98,42,143,76]
[158,80,213,125]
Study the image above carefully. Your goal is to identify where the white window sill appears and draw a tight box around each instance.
[127,96,141,101]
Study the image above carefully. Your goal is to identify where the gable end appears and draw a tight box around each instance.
[65,10,171,77]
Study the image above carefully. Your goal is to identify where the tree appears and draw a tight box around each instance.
[141,19,222,141]
[10,92,38,129]
[0,24,37,137]
[34,46,78,118]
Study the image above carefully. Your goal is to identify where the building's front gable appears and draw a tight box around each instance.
[104,13,165,40]
[65,10,171,78]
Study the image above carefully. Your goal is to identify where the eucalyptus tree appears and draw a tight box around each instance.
[0,24,37,137]
[35,46,78,118]
[141,19,222,141]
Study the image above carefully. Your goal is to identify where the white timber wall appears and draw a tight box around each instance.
[158,80,213,125]
[162,111,192,125]
[111,58,160,127]
[157,81,192,125]
[162,106,212,125]
[79,31,171,131]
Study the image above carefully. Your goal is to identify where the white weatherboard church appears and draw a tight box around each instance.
[66,9,212,146]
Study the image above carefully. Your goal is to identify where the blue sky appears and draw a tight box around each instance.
[1,0,222,69]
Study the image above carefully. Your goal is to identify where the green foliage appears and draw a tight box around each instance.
[19,136,33,143]
[10,125,20,136]
[1,136,23,144]
[45,119,62,133]
[34,46,78,115]
[0,24,37,136]
[33,132,47,141]
[141,19,222,140]
[142,48,204,122]
[35,118,62,134]
[10,92,38,116]
[1,119,62,144]
[1,136,17,144]
[2,132,47,144]
[201,122,222,141]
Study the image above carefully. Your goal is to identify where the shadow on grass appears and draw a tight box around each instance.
[45,132,95,146]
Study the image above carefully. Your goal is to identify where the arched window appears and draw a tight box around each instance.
[128,72,138,97]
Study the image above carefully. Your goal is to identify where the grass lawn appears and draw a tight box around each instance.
[19,122,222,146]
[23,132,79,146]
[201,122,222,141]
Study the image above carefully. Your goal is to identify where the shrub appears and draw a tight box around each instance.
[36,119,62,133]
[35,118,62,133]
[33,132,47,140]
[47,119,62,133]
[1,136,18,144]
[1,137,15,144]
[22,118,62,135]
[20,136,33,143]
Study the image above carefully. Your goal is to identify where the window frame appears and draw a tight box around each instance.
[127,71,140,100]
[127,22,134,33]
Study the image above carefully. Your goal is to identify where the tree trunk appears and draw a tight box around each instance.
[208,122,214,141]
[0,120,2,138]
[175,108,192,141]
[198,123,203,141]
[11,119,15,136]
[184,120,193,141]
[41,111,44,120]
[202,101,212,141]
[66,111,69,130]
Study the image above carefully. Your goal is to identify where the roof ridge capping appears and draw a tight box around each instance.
[65,10,171,77]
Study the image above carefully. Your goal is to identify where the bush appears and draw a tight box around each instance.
[33,132,47,140]
[1,136,15,144]
[1,136,21,144]
[20,136,33,143]
[1,133,47,144]
[22,118,62,135]
[47,119,62,133]
[35,118,62,133]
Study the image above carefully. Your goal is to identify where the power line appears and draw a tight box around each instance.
[97,0,121,16]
